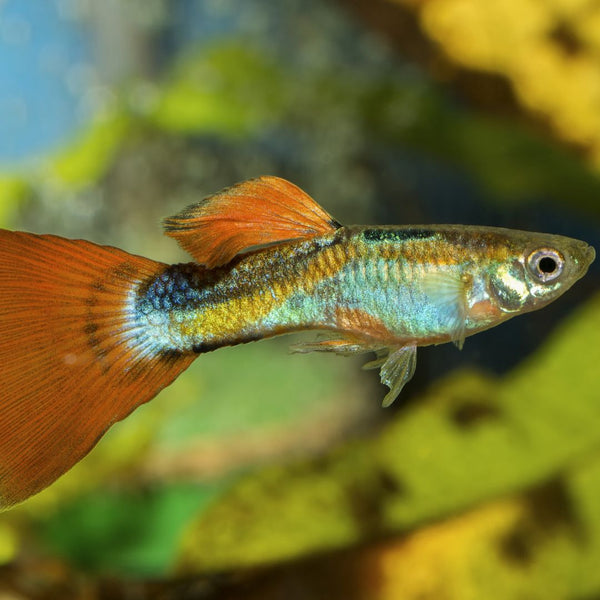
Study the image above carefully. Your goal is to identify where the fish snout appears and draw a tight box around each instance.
[571,240,595,280]
[585,244,596,265]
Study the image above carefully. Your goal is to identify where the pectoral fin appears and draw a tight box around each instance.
[422,271,469,349]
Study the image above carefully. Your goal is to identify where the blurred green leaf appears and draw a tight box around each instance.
[178,291,600,577]
[370,78,600,211]
[48,112,131,190]
[151,43,285,136]
[5,36,599,218]
[23,339,369,574]
[447,115,600,209]
[153,338,367,446]
[38,482,229,576]
[0,175,29,226]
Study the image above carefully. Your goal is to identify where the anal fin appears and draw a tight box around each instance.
[292,334,417,407]
[290,336,377,357]
[376,346,418,407]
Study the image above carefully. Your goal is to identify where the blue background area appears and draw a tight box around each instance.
[0,0,90,163]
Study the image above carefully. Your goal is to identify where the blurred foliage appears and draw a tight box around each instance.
[392,0,600,166]
[0,339,370,576]
[3,36,600,235]
[372,80,600,210]
[152,44,285,136]
[39,483,228,576]
[0,175,28,223]
[174,289,600,598]
[49,112,132,190]
[3,286,600,599]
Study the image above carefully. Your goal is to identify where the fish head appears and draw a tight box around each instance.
[487,232,595,315]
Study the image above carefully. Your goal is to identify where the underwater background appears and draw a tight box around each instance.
[1,0,600,598]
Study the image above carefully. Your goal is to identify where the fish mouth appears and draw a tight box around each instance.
[585,244,596,265]
[574,241,595,279]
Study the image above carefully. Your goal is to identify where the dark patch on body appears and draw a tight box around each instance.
[133,234,346,354]
[289,232,343,263]
[191,342,221,354]
[192,331,264,354]
[362,228,437,243]
[136,263,205,316]
[159,348,186,362]
[136,234,344,318]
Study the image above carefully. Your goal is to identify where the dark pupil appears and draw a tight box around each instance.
[538,256,557,274]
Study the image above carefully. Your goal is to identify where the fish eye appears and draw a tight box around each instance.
[527,248,564,283]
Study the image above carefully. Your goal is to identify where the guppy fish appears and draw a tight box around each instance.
[0,176,594,508]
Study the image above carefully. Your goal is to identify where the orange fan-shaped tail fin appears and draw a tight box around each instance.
[0,230,196,509]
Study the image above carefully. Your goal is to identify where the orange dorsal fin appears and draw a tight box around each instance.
[163,176,340,268]
[0,230,196,509]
